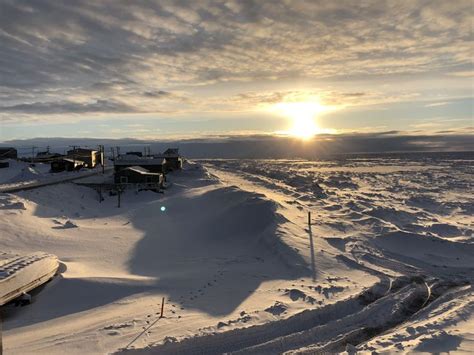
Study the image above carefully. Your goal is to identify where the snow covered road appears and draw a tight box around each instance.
[0,161,112,193]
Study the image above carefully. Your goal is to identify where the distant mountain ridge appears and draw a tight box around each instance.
[1,131,473,159]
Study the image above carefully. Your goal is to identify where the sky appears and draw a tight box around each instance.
[0,0,472,142]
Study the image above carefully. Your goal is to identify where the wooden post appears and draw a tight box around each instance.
[160,297,165,318]
[308,211,316,281]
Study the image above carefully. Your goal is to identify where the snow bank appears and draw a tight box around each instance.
[0,195,26,210]
[0,160,50,185]
[0,159,108,192]
[372,231,474,268]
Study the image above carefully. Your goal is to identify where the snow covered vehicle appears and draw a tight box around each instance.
[0,252,59,306]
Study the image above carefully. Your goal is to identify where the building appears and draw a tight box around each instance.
[66,148,101,168]
[154,148,183,172]
[114,166,164,189]
[35,150,62,163]
[51,158,85,172]
[0,147,17,160]
[114,155,166,174]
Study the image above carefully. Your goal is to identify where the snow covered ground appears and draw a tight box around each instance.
[0,159,109,192]
[0,155,473,354]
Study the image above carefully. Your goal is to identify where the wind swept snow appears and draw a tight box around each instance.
[1,154,473,354]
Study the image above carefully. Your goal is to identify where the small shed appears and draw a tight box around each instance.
[0,147,17,160]
[114,166,163,188]
[155,148,183,172]
[66,148,100,168]
[51,158,85,172]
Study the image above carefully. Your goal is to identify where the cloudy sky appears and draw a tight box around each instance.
[0,0,472,141]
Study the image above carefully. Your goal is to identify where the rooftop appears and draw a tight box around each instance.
[123,166,162,175]
[115,157,165,165]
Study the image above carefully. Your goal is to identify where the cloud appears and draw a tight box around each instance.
[425,102,450,107]
[208,89,422,112]
[143,90,171,98]
[448,70,474,77]
[0,99,135,114]
[0,0,472,124]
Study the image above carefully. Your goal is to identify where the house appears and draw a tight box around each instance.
[154,148,183,172]
[114,155,166,174]
[66,148,101,168]
[114,166,164,189]
[51,158,85,172]
[0,147,17,160]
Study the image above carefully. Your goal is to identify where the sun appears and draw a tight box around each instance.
[274,101,327,139]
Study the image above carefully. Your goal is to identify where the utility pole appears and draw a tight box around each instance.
[98,145,105,174]
[117,187,121,208]
[31,146,37,164]
[69,145,77,168]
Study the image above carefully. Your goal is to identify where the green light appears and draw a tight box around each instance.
[160,206,166,212]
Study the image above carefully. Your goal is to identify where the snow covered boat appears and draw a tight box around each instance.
[0,252,59,306]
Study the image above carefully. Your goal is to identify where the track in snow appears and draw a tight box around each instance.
[119,276,452,354]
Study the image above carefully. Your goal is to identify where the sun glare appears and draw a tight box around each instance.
[274,101,328,139]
